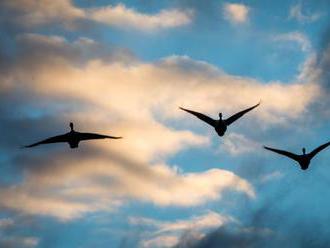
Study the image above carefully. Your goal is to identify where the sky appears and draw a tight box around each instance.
[0,0,330,247]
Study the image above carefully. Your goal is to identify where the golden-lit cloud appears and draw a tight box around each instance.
[0,0,193,31]
[0,0,85,27]
[88,4,193,31]
[223,3,250,24]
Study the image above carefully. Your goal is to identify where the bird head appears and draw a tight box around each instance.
[219,113,222,120]
[302,147,306,155]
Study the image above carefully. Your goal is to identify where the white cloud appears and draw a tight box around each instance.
[273,32,311,52]
[289,3,322,23]
[221,133,260,156]
[141,235,179,248]
[130,211,233,234]
[129,211,233,248]
[88,4,193,31]
[223,3,250,24]
[259,171,284,183]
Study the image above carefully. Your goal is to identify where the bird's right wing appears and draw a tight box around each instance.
[263,146,300,161]
[79,132,122,141]
[179,107,216,127]
[224,102,260,126]
[23,134,68,148]
[309,142,330,158]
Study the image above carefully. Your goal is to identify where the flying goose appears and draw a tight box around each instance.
[264,142,330,170]
[23,122,122,149]
[179,102,260,137]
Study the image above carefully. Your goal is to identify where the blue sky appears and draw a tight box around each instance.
[0,0,330,247]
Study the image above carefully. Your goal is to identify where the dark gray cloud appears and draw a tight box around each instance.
[317,36,330,90]
[176,226,270,248]
[174,157,330,248]
[0,215,40,248]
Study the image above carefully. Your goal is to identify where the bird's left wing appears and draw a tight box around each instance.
[224,101,260,126]
[23,134,68,148]
[309,142,330,158]
[263,146,300,161]
[79,132,122,141]
[179,107,216,127]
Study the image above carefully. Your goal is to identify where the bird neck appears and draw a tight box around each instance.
[70,123,74,131]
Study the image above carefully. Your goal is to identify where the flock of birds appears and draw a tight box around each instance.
[23,102,330,170]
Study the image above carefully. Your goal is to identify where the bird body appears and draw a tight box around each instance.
[67,130,80,148]
[264,142,330,170]
[179,102,260,137]
[24,122,122,149]
[298,155,311,170]
[214,120,227,137]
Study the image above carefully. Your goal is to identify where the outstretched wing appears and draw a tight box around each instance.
[309,141,330,159]
[224,102,260,126]
[23,134,68,148]
[79,132,122,141]
[263,146,300,161]
[179,107,216,127]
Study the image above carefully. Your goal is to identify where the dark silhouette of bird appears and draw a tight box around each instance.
[264,142,330,170]
[23,122,122,149]
[179,102,260,137]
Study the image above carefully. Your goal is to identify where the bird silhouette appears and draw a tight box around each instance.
[23,122,122,149]
[264,142,330,170]
[179,102,260,137]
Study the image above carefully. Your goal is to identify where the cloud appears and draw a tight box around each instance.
[130,211,233,234]
[289,3,322,23]
[297,25,330,118]
[0,218,14,228]
[0,151,254,220]
[221,133,260,156]
[0,0,85,28]
[0,218,39,248]
[129,211,234,247]
[14,33,136,65]
[88,4,193,31]
[273,32,311,52]
[141,235,179,248]
[0,32,323,221]
[0,237,39,248]
[177,225,273,248]
[223,3,250,24]
[259,171,283,184]
[0,0,193,31]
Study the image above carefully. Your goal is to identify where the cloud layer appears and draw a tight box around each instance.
[0,31,322,222]
[0,33,263,220]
